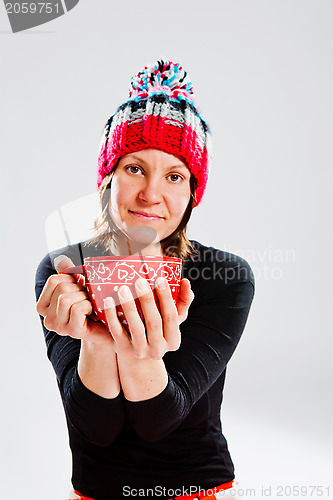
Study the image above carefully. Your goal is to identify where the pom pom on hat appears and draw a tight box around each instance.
[129,60,196,104]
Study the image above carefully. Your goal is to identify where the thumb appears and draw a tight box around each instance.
[176,279,194,325]
[179,279,194,303]
[53,255,75,274]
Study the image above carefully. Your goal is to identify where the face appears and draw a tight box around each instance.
[108,148,191,254]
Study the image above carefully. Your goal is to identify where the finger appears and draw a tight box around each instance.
[43,280,86,315]
[135,279,165,357]
[36,273,77,316]
[154,277,180,351]
[56,290,90,326]
[118,285,148,355]
[104,297,132,354]
[44,289,88,332]
[55,255,86,287]
[176,278,195,323]
[42,281,87,329]
[68,299,94,336]
[54,255,75,273]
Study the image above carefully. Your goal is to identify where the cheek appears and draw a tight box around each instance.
[108,181,122,221]
[110,176,137,205]
[179,184,191,208]
[109,179,127,210]
[169,190,191,219]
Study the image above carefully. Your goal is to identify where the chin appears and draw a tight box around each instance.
[124,224,161,243]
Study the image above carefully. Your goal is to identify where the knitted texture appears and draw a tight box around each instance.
[97,60,211,207]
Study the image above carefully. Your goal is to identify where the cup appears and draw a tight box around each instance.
[62,255,182,333]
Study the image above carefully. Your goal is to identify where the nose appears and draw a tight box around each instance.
[138,177,164,204]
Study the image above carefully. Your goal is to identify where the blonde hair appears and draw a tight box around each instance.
[84,164,198,261]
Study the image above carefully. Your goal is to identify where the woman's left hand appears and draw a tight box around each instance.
[104,277,194,360]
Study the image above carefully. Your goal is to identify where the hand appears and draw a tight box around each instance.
[103,277,195,360]
[36,255,113,346]
[175,278,195,324]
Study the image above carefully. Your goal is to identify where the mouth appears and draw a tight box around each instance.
[129,211,164,221]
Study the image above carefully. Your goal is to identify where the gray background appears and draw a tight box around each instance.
[1,1,332,499]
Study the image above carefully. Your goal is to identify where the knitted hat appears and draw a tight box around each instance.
[97,60,211,207]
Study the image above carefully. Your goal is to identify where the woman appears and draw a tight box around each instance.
[35,60,255,500]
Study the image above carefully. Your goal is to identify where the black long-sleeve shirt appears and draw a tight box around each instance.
[35,240,255,500]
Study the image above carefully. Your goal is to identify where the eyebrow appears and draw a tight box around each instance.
[127,154,188,170]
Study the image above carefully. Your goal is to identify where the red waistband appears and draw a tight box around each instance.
[72,480,236,500]
[73,492,94,500]
[168,480,236,500]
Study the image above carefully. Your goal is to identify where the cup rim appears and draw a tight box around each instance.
[84,255,182,263]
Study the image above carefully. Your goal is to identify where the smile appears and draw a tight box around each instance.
[129,211,164,221]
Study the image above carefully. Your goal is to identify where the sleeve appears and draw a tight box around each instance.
[124,255,255,441]
[35,252,126,447]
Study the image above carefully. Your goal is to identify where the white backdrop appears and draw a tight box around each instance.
[1,1,332,499]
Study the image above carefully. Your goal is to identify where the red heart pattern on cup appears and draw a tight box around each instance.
[63,255,182,333]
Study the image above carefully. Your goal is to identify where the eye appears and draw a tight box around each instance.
[167,174,184,183]
[125,165,142,175]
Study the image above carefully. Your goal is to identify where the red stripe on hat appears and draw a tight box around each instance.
[97,119,208,207]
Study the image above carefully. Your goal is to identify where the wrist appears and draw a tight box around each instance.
[78,341,120,399]
[116,354,164,369]
[81,337,115,354]
[116,355,168,402]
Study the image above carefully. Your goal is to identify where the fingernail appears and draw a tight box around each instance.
[156,277,167,289]
[119,285,132,299]
[136,278,150,293]
[104,297,114,309]
[54,255,74,273]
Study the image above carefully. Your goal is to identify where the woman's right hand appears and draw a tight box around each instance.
[36,255,114,346]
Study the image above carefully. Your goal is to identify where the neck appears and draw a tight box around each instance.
[110,234,164,257]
